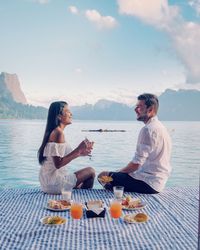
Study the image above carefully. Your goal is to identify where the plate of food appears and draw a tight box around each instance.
[98,175,113,184]
[122,196,146,210]
[40,216,66,226]
[124,213,149,224]
[45,200,71,211]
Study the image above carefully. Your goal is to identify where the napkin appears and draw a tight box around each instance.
[89,205,104,215]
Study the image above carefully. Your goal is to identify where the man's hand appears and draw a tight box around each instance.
[98,171,110,178]
[119,162,140,173]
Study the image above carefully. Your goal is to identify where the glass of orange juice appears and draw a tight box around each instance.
[70,201,83,219]
[109,199,122,219]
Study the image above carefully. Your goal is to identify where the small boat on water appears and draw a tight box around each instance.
[82,129,126,132]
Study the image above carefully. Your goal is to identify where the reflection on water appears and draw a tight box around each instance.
[0,120,199,189]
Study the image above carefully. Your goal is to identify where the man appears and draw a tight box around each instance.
[98,93,172,194]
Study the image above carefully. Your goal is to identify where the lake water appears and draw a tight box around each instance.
[0,120,199,190]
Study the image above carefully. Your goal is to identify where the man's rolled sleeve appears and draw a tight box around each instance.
[132,127,152,165]
[132,144,151,165]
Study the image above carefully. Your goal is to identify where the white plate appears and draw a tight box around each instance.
[45,200,72,211]
[45,205,70,211]
[40,216,66,226]
[123,214,149,224]
[122,201,147,210]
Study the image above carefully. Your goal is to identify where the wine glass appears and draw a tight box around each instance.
[85,137,94,161]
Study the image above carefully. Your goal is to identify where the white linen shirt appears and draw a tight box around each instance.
[129,116,172,192]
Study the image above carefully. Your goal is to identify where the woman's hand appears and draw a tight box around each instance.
[52,139,94,168]
[76,139,94,156]
[84,138,94,151]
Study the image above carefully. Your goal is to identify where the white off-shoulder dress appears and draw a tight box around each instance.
[39,142,77,194]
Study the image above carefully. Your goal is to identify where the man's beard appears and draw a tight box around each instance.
[137,114,148,122]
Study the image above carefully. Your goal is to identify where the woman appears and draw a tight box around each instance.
[38,101,95,194]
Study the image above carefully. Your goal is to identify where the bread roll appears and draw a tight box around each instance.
[134,213,148,222]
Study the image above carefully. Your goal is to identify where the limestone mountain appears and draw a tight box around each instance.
[158,89,200,121]
[0,72,47,119]
[71,89,200,121]
[71,99,133,120]
[0,72,27,104]
[0,71,199,120]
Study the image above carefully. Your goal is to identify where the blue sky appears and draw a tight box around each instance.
[0,0,200,107]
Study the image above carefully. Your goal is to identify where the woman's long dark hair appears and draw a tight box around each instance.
[38,101,67,165]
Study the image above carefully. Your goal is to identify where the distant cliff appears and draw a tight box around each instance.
[71,99,133,120]
[0,71,200,120]
[71,89,200,121]
[0,72,47,119]
[159,89,200,121]
[0,72,27,104]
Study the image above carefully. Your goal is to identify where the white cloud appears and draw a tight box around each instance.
[106,88,137,106]
[68,6,79,14]
[170,22,200,83]
[188,0,200,15]
[27,88,137,107]
[26,94,52,107]
[117,0,200,84]
[117,0,179,29]
[174,82,200,91]
[85,9,117,29]
[33,0,50,4]
[75,68,82,74]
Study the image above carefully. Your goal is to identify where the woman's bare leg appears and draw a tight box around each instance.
[74,167,95,189]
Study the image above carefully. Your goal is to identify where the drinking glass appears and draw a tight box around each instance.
[113,186,124,200]
[85,137,94,161]
[70,201,83,219]
[109,199,122,219]
[61,182,72,202]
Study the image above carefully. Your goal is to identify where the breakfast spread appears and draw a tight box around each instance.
[43,194,148,224]
[98,175,113,184]
[48,200,71,210]
[41,195,149,224]
[124,213,149,223]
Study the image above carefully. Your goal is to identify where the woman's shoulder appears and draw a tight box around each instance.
[49,128,65,143]
[44,142,68,157]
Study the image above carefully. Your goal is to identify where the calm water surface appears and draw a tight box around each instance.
[0,120,199,189]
